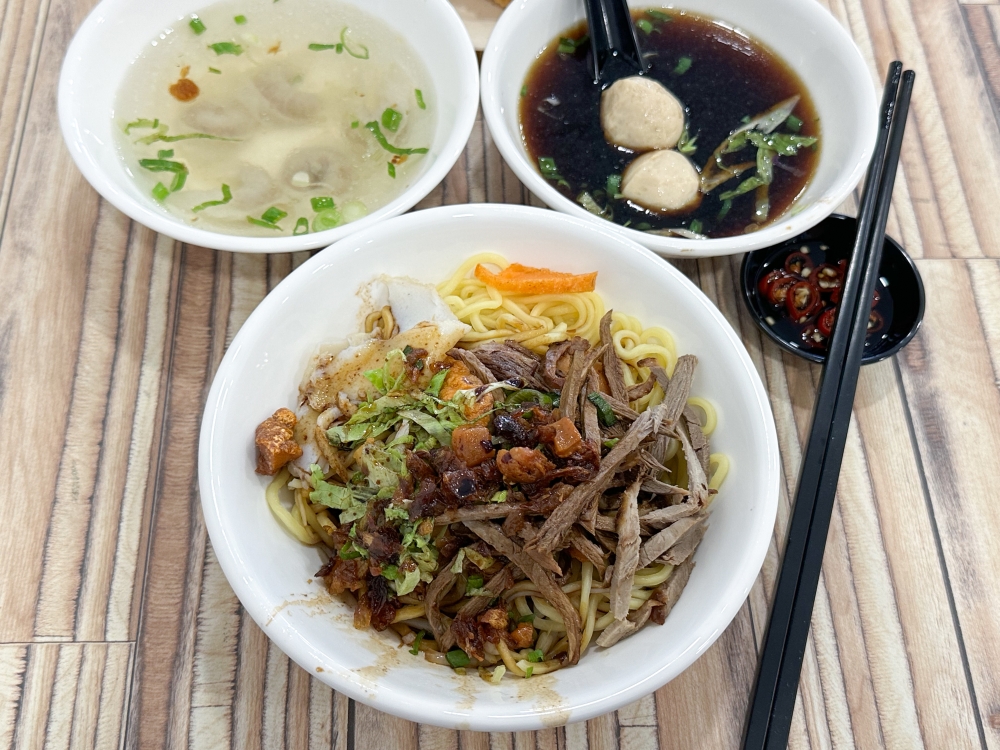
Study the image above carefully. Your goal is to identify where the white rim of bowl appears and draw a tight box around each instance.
[198,202,781,730]
[57,0,480,253]
[480,0,878,258]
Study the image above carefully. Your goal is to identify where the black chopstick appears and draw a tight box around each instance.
[741,62,914,750]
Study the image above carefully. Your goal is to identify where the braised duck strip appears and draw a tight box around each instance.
[439,563,516,651]
[660,518,708,566]
[599,311,629,403]
[608,477,642,620]
[637,514,706,569]
[472,341,547,389]
[447,347,498,384]
[597,557,695,647]
[425,565,458,643]
[560,344,607,424]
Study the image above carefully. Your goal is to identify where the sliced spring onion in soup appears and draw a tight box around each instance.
[208,67,221,74]
[672,56,692,75]
[293,217,309,235]
[381,107,403,133]
[308,27,369,58]
[387,162,396,178]
[158,149,173,158]
[364,121,428,155]
[537,156,569,188]
[261,206,286,224]
[647,9,672,21]
[189,16,206,34]
[785,114,803,132]
[636,18,653,33]
[310,196,335,211]
[152,182,170,202]
[191,183,233,212]
[415,89,426,109]
[234,14,246,24]
[139,158,188,192]
[312,208,343,232]
[557,35,588,54]
[578,191,612,220]
[124,118,159,134]
[208,41,243,55]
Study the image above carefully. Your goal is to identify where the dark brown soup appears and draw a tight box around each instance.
[520,10,821,238]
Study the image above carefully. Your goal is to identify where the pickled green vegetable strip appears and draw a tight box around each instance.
[151,182,170,202]
[387,162,396,178]
[208,42,243,55]
[261,206,287,224]
[351,119,359,128]
[636,18,653,33]
[673,56,692,75]
[124,118,159,134]
[248,217,282,230]
[364,121,428,155]
[158,149,174,159]
[310,196,335,211]
[189,17,206,34]
[381,107,402,133]
[192,184,233,212]
[209,67,221,74]
[234,14,247,24]
[293,217,309,235]
[415,89,426,109]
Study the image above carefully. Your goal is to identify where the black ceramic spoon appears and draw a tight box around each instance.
[584,0,647,86]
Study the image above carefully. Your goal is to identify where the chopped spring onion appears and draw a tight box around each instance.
[293,217,309,235]
[208,67,221,74]
[446,649,471,668]
[647,9,672,21]
[636,18,653,33]
[189,16,206,34]
[308,43,339,51]
[520,85,528,97]
[208,41,243,55]
[261,206,287,224]
[538,156,569,188]
[673,56,692,75]
[151,182,170,202]
[364,121,429,155]
[138,158,188,192]
[677,127,697,155]
[234,14,247,24]
[381,107,403,133]
[310,196,335,211]
[602,438,620,449]
[415,89,426,109]
[526,649,544,663]
[525,666,534,678]
[578,191,612,221]
[124,118,159,134]
[409,631,425,655]
[489,490,508,504]
[587,392,617,427]
[158,149,174,159]
[606,174,622,197]
[136,130,238,145]
[309,27,369,58]
[312,208,343,232]
[689,219,703,235]
[518,613,535,623]
[557,35,588,54]
[192,184,232,212]
[351,120,359,128]
[248,217,282,230]
[387,162,396,178]
[785,114,803,132]
[717,198,733,221]
[466,575,484,594]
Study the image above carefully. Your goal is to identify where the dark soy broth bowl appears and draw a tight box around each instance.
[740,214,924,364]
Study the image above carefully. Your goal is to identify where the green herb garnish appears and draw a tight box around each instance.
[157,149,174,159]
[717,198,733,221]
[262,206,287,224]
[234,14,247,24]
[557,35,588,54]
[518,613,535,623]
[351,119,359,128]
[381,107,403,133]
[538,156,569,188]
[208,41,243,55]
[526,650,543,663]
[387,162,396,178]
[525,666,534,678]
[124,118,159,134]
[293,217,309,235]
[151,182,170,202]
[466,575,484,593]
[138,158,188,192]
[309,27,369,58]
[689,219,703,234]
[312,208,343,232]
[647,9,672,21]
[446,649,471,668]
[364,121,429,155]
[587,392,616,427]
[606,174,622,198]
[785,114,803,132]
[208,67,221,74]
[489,490,507,504]
[415,89,426,109]
[192,184,232,212]
[637,18,653,33]
[189,17,206,34]
[602,438,620,449]
[409,631,425,655]
[673,56,692,75]
[311,196,335,211]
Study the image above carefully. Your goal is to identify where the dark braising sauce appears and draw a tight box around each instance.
[520,10,820,238]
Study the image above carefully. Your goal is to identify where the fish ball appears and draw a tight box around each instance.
[620,150,701,213]
[600,76,685,151]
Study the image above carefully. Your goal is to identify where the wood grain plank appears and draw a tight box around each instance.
[899,259,1000,749]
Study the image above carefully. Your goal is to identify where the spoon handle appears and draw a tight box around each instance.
[583,0,645,85]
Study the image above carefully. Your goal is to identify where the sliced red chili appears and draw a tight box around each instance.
[817,307,837,337]
[814,263,843,293]
[867,310,885,333]
[767,274,798,306]
[784,251,815,278]
[786,281,822,323]
[758,269,784,297]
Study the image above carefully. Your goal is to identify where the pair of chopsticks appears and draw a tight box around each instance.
[741,61,915,750]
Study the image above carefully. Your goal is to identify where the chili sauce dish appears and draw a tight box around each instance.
[59,0,478,252]
[480,0,878,258]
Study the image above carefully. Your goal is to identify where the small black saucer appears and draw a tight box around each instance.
[740,214,925,365]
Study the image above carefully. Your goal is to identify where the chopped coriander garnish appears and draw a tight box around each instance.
[387,162,396,178]
[234,14,247,24]
[293,217,309,235]
[526,649,543,663]
[415,89,426,109]
[557,35,588,54]
[381,107,402,133]
[689,218,703,234]
[124,118,159,134]
[312,208,343,232]
[786,114,803,132]
[636,18,653,33]
[524,666,534,678]
[208,67,221,74]
[673,56,692,75]
[364,121,429,155]
[446,649,471,668]
[192,184,232,212]
[157,149,174,159]
[261,206,287,224]
[409,631,425,655]
[518,613,535,623]
[466,575,484,594]
[151,182,170,202]
[208,41,243,55]
[311,196,335,211]
[189,16,206,34]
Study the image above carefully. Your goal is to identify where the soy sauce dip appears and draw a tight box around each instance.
[753,240,894,354]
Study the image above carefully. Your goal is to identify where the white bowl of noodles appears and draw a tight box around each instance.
[199,203,779,729]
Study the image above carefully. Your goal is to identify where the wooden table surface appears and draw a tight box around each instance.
[3,0,1000,746]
